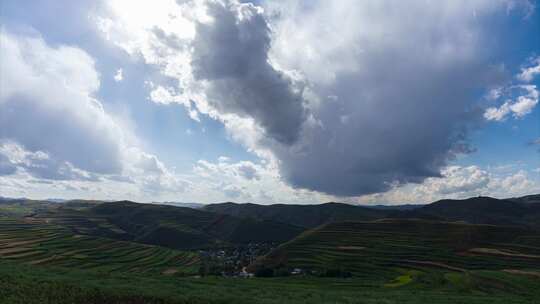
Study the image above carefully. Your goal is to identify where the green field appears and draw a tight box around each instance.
[2,258,540,304]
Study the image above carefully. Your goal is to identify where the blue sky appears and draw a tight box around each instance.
[0,0,539,204]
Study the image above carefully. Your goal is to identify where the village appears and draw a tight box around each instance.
[197,242,303,277]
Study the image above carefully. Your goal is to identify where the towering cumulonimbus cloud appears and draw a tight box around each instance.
[262,0,512,196]
[99,0,533,197]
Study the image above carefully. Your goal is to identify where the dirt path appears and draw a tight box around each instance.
[162,268,178,275]
[469,248,540,259]
[337,246,365,250]
[0,238,44,248]
[503,269,540,278]
[28,255,60,265]
[401,260,467,272]
[0,247,33,255]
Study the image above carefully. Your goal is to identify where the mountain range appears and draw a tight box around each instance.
[204,195,540,230]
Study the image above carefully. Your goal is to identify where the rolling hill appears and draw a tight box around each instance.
[206,195,540,230]
[204,202,388,228]
[0,199,58,217]
[408,196,540,229]
[508,194,540,204]
[30,200,304,250]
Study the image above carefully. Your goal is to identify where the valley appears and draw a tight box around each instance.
[0,195,539,303]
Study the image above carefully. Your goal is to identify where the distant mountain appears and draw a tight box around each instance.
[155,201,205,209]
[0,198,58,216]
[0,196,30,202]
[408,196,540,229]
[507,194,540,204]
[365,204,424,211]
[45,198,69,203]
[205,195,540,230]
[203,202,388,228]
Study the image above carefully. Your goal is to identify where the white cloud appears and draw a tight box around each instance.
[0,141,99,181]
[484,54,540,122]
[517,56,540,82]
[114,68,123,81]
[188,158,333,204]
[357,165,540,204]
[497,170,533,192]
[435,166,491,195]
[148,84,200,121]
[0,30,124,175]
[0,29,190,198]
[484,85,539,121]
[509,85,539,117]
[484,101,512,121]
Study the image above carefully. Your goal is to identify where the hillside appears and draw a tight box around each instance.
[0,217,199,275]
[0,199,58,217]
[410,196,540,229]
[253,219,540,283]
[508,194,540,204]
[30,201,304,250]
[205,195,540,230]
[204,202,388,228]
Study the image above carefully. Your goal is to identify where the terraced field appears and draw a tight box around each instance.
[0,217,199,275]
[256,219,540,284]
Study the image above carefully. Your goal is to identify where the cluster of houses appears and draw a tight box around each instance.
[198,243,309,277]
[198,242,276,277]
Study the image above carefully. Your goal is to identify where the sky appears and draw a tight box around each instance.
[0,0,539,205]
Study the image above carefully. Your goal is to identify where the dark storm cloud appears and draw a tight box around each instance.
[189,1,307,144]
[262,1,510,196]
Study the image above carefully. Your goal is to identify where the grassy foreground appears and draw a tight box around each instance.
[1,260,539,304]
